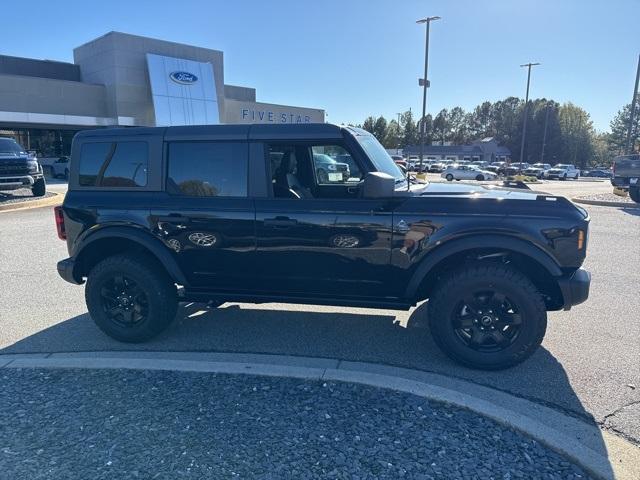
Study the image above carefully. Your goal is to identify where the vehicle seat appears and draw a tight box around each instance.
[274,152,312,199]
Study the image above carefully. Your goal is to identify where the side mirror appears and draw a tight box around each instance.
[362,172,395,198]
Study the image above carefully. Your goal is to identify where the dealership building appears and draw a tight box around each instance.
[0,31,325,156]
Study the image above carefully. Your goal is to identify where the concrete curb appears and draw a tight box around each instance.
[0,191,63,213]
[572,196,639,208]
[1,351,638,479]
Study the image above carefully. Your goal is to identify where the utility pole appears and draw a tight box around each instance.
[625,54,640,155]
[540,102,551,163]
[519,62,540,172]
[416,16,440,173]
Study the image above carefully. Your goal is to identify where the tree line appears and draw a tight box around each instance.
[356,96,639,168]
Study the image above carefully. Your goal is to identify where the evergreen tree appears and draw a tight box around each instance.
[402,111,418,147]
[362,116,376,134]
[608,95,640,154]
[373,116,388,142]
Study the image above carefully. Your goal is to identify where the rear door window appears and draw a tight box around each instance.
[79,141,148,187]
[166,142,248,197]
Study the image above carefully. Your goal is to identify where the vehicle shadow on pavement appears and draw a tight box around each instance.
[621,207,640,216]
[1,302,615,477]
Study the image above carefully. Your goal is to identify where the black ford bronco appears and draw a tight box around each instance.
[55,124,591,369]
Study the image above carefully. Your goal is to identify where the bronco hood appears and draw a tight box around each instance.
[413,181,542,200]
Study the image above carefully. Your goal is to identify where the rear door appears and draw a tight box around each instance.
[149,131,257,291]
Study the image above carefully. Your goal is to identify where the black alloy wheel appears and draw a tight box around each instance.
[86,254,177,342]
[99,275,149,327]
[427,263,547,370]
[451,290,521,353]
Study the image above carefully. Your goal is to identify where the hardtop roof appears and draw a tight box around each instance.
[74,123,350,141]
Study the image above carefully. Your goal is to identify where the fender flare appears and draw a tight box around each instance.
[74,226,189,286]
[404,234,562,299]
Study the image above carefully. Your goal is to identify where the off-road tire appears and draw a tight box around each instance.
[85,254,178,343]
[31,177,46,197]
[629,187,640,203]
[427,263,547,370]
[446,174,454,181]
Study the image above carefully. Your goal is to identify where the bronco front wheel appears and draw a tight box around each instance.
[427,263,547,370]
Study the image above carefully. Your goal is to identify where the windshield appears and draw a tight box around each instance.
[0,138,26,155]
[356,134,406,182]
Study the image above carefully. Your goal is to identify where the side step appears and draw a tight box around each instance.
[181,290,414,311]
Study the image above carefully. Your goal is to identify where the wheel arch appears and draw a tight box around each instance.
[73,226,188,286]
[405,235,565,309]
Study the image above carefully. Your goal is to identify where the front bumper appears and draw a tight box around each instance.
[57,258,83,285]
[557,268,591,310]
[0,174,43,190]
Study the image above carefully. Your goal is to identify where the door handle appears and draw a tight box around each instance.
[264,217,297,228]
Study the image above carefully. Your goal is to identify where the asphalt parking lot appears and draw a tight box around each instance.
[0,178,638,449]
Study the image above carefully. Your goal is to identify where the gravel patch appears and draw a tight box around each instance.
[0,188,55,205]
[0,368,591,479]
[575,192,638,205]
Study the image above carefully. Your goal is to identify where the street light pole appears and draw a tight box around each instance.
[625,54,640,155]
[540,102,551,163]
[417,16,440,173]
[518,62,540,171]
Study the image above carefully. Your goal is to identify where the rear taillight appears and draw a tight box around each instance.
[54,206,66,240]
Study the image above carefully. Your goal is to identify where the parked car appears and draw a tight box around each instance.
[0,137,46,196]
[484,165,502,175]
[428,162,446,173]
[546,164,580,180]
[611,154,640,202]
[50,156,70,179]
[55,123,591,370]
[471,160,491,169]
[490,161,507,175]
[524,163,552,179]
[584,169,612,178]
[442,165,498,181]
[504,162,530,176]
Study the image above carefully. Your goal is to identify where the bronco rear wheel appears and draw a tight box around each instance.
[629,187,640,203]
[86,254,177,343]
[427,263,547,370]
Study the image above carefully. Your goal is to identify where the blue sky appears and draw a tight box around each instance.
[2,0,638,131]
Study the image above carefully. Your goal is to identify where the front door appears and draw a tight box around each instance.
[253,142,396,299]
[150,141,255,291]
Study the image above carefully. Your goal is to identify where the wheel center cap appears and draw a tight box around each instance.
[480,315,493,326]
[119,296,130,306]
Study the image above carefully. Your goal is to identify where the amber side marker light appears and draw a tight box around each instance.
[577,230,585,250]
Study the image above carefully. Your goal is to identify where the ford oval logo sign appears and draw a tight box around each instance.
[169,71,198,85]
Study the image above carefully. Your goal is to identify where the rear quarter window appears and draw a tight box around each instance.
[78,141,148,187]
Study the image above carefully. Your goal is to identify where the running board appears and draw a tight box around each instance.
[181,290,414,311]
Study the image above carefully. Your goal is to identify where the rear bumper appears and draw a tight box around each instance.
[557,268,591,310]
[57,257,83,285]
[611,177,637,189]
